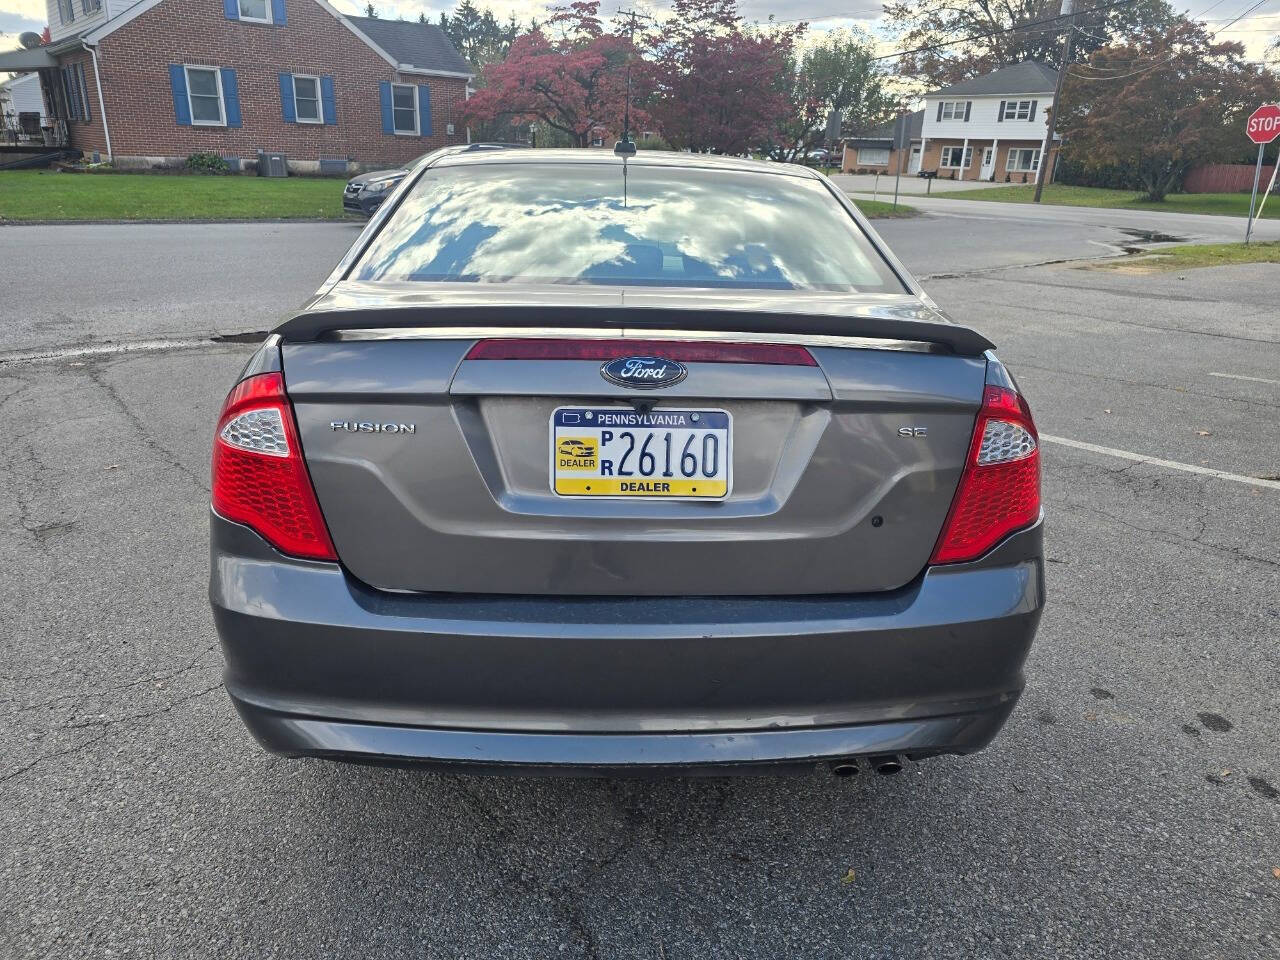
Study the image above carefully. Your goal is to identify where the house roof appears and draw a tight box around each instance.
[845,109,924,147]
[927,61,1057,98]
[346,17,471,76]
[0,46,58,71]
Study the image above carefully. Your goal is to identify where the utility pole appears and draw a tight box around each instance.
[1034,0,1074,203]
[892,107,907,209]
[615,8,652,151]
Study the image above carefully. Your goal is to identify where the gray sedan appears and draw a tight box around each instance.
[212,149,1044,776]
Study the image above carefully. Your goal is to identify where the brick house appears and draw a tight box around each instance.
[843,61,1061,183]
[0,0,472,172]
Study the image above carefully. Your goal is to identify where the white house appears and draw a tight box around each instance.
[0,72,47,139]
[844,61,1062,183]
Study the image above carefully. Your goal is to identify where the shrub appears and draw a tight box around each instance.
[187,152,229,175]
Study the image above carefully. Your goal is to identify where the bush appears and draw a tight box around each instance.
[1055,155,1164,192]
[186,152,229,175]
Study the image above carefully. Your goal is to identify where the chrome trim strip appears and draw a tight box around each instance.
[325,326,938,352]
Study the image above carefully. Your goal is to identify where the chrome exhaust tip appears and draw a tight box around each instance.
[869,754,904,775]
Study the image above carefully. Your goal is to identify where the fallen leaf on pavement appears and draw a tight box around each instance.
[1197,431,1211,437]
[840,868,856,884]
[1272,867,1280,880]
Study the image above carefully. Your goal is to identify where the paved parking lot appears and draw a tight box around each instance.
[2,205,1277,959]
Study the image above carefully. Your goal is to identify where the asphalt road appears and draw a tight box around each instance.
[2,209,1278,959]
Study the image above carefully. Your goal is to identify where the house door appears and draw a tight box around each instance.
[980,146,995,180]
[908,145,922,174]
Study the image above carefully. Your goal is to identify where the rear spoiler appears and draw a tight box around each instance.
[272,306,996,357]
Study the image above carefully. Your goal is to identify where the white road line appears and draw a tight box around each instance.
[1208,372,1280,386]
[1040,434,1280,490]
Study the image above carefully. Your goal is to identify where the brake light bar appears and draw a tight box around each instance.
[465,338,817,365]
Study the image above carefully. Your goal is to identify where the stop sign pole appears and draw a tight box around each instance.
[1245,103,1280,244]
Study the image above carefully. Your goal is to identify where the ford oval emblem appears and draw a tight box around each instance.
[600,355,688,390]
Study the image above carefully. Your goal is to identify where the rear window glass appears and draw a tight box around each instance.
[352,162,905,293]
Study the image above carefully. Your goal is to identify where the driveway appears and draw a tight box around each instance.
[2,215,1278,959]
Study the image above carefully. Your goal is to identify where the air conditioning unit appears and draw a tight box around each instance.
[256,151,287,178]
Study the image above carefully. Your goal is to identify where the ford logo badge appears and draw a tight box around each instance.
[600,356,688,390]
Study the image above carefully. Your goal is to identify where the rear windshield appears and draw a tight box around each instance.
[352,162,905,293]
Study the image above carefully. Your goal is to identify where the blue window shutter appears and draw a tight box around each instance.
[169,65,191,125]
[221,68,241,127]
[379,81,393,134]
[271,0,286,25]
[279,73,296,123]
[417,84,431,137]
[320,76,336,125]
[223,0,238,20]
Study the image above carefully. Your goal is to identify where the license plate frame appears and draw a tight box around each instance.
[549,407,733,500]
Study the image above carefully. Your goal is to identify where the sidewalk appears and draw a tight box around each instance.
[829,173,1010,197]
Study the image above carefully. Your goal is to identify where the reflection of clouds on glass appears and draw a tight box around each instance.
[355,163,897,293]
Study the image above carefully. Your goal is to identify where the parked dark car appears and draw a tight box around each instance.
[342,142,529,216]
[213,149,1044,776]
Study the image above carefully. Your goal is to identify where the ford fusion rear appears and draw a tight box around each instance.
[209,150,1044,775]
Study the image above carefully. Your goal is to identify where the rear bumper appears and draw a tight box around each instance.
[211,512,1044,773]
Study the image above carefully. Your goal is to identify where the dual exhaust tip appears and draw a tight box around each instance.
[830,755,904,778]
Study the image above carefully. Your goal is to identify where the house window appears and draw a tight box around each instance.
[590,136,604,147]
[80,0,102,13]
[940,145,973,168]
[391,83,417,135]
[1002,100,1035,121]
[1006,148,1040,172]
[858,147,890,166]
[293,75,321,123]
[184,66,226,126]
[237,0,271,22]
[58,0,74,23]
[940,101,969,121]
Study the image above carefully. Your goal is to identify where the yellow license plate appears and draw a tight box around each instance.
[551,407,731,499]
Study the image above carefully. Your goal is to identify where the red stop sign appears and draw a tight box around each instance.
[1247,103,1280,144]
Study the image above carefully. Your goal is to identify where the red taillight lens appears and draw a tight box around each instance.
[930,384,1040,565]
[211,372,337,561]
[465,338,817,365]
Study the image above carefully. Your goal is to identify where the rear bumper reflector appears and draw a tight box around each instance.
[465,338,817,365]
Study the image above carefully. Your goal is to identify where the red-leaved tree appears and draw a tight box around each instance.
[1060,18,1280,200]
[642,0,799,154]
[462,2,641,147]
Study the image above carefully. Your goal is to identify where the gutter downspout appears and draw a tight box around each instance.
[82,40,112,160]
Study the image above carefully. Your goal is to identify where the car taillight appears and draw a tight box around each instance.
[930,383,1040,565]
[211,372,337,561]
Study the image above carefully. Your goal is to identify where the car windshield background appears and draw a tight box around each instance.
[352,163,905,292]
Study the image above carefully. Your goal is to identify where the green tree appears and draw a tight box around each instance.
[774,28,895,160]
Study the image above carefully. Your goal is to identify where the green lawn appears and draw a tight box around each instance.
[935,183,1279,219]
[852,198,919,218]
[1100,240,1280,272]
[1,169,918,223]
[0,170,345,221]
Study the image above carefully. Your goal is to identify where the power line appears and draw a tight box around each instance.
[869,0,1142,62]
[1067,0,1273,81]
